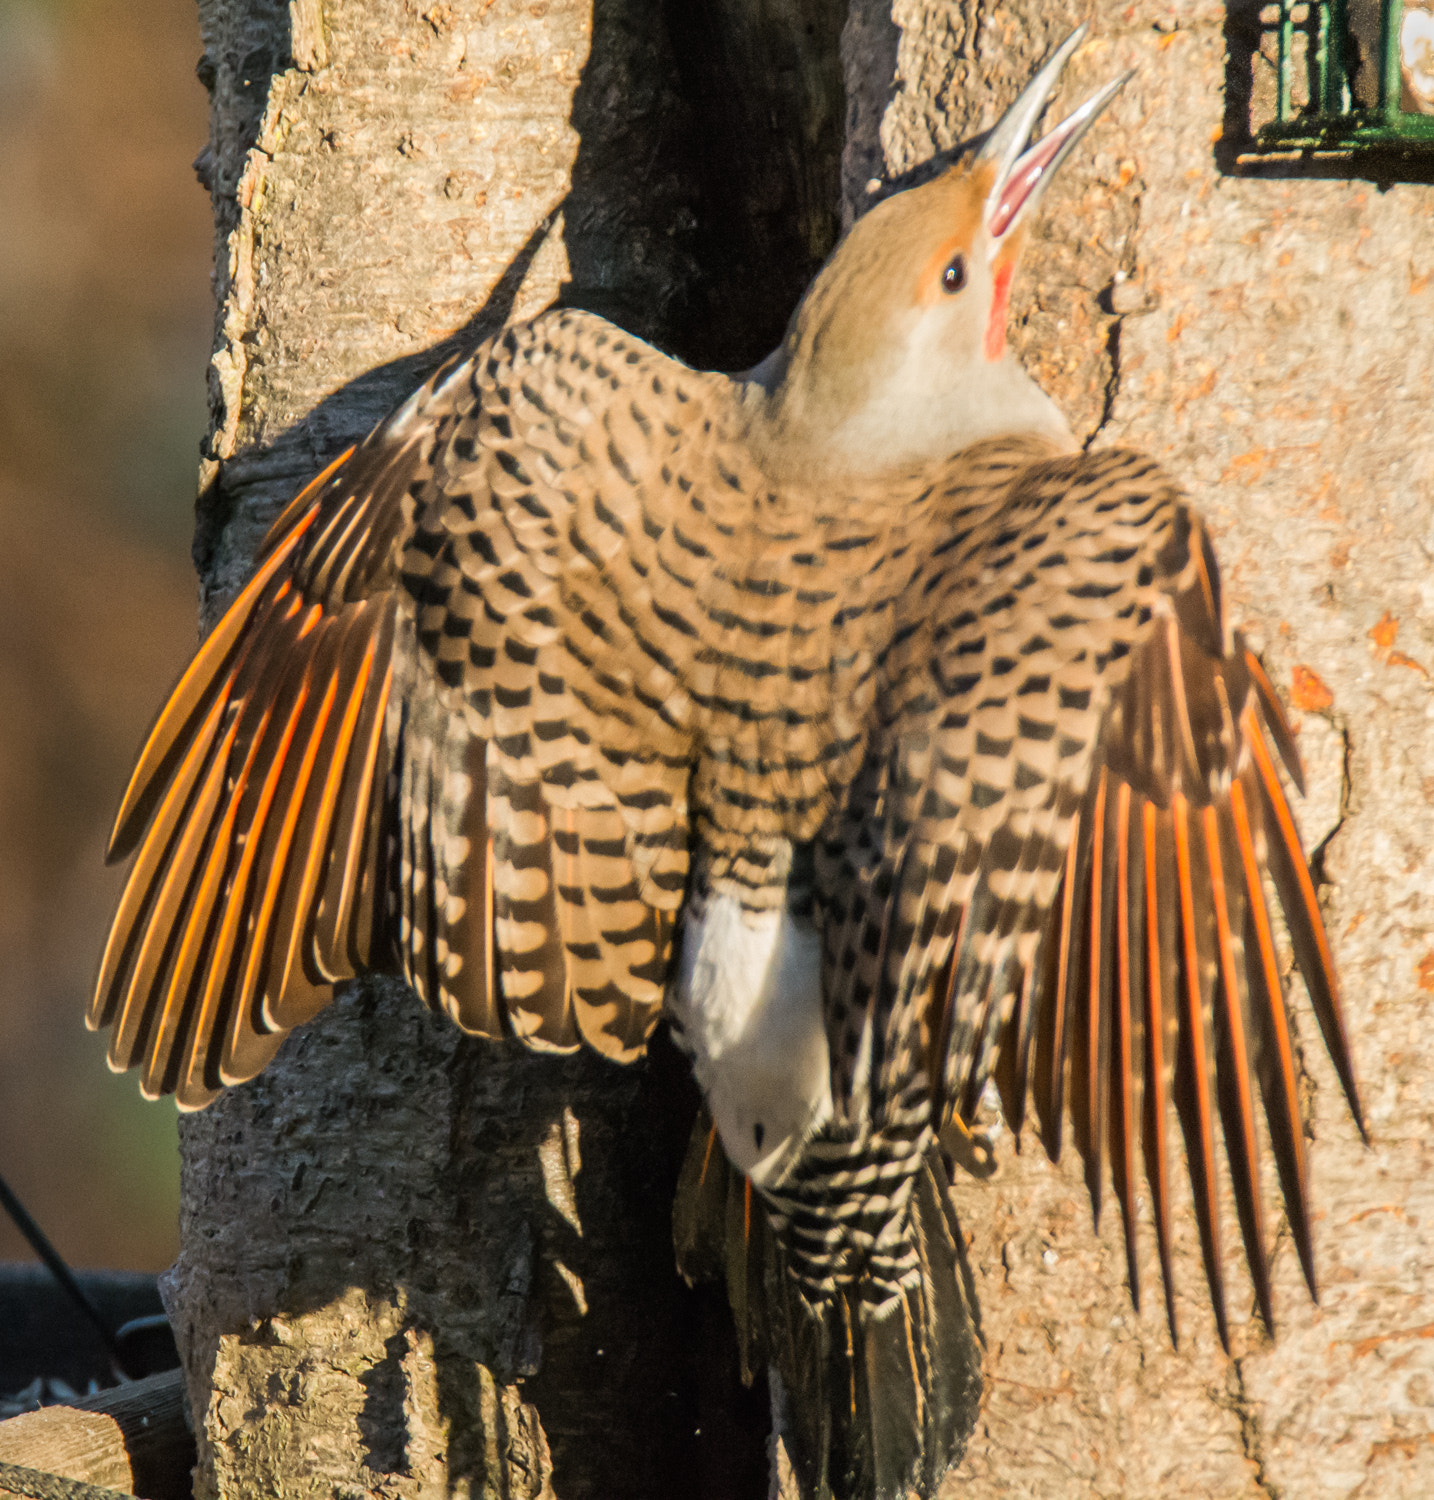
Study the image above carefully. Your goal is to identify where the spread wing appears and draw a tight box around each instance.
[92,310,710,1108]
[817,443,1363,1345]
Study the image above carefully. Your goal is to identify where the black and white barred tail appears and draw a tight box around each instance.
[673,1115,984,1500]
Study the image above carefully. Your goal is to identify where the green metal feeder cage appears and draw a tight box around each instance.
[1251,0,1434,155]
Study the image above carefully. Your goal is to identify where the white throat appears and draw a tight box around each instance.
[742,347,1075,482]
[829,351,1076,472]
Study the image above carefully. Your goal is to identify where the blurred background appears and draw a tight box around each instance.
[0,0,211,1269]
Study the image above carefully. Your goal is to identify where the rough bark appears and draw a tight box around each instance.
[171,2,843,1497]
[842,2,1434,1495]
[169,1,1432,1496]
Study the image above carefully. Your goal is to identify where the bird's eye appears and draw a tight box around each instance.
[942,254,967,294]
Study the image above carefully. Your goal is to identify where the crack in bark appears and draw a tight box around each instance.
[1224,1359,1282,1499]
[1087,310,1125,450]
[1084,196,1144,450]
[1292,717,1352,1148]
[1307,721,1353,891]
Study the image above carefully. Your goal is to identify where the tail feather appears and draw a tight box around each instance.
[675,1119,982,1500]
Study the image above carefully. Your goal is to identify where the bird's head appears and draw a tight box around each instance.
[749,27,1128,477]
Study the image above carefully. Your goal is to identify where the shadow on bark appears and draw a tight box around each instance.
[228,992,768,1499]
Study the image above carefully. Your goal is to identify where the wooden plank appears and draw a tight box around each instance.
[0,1371,190,1500]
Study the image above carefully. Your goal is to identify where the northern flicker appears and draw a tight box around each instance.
[92,27,1361,1500]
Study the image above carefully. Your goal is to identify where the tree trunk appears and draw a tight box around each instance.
[842,2,1434,1495]
[167,1,1434,1496]
[168,1,842,1496]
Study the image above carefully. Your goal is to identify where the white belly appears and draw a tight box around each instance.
[671,893,833,1184]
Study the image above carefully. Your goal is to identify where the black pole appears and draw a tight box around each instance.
[0,1169,124,1369]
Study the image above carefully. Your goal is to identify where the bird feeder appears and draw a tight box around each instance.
[1249,0,1434,155]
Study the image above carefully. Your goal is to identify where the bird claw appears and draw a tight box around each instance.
[940,1117,1000,1180]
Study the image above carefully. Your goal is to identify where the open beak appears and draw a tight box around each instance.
[978,25,1132,250]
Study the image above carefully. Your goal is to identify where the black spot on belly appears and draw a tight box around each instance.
[753,1122,765,1150]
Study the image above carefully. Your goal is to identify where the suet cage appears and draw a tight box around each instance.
[1247,1,1434,155]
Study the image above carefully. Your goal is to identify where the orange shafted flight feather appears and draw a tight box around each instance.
[1171,791,1226,1343]
[1203,800,1272,1332]
[1230,762,1316,1295]
[1110,780,1141,1309]
[1139,799,1177,1339]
